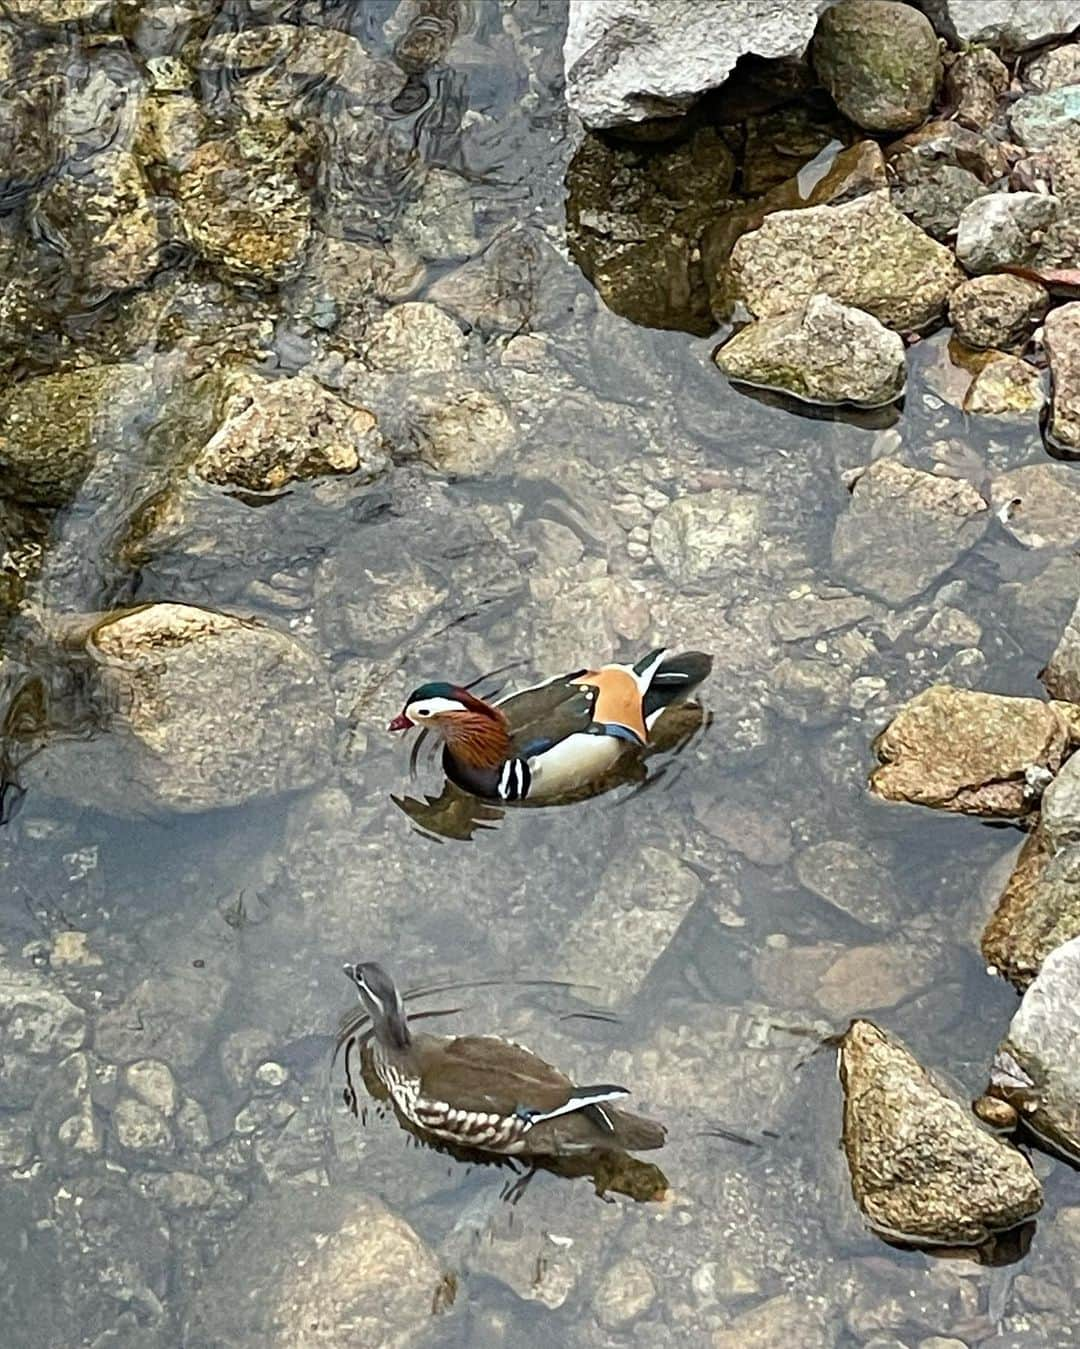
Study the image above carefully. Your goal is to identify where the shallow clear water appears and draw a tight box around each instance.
[1,2,1079,1346]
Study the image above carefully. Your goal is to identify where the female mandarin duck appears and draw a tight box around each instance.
[387,647,711,804]
[342,962,665,1158]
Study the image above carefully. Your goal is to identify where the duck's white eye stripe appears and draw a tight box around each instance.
[406,696,468,718]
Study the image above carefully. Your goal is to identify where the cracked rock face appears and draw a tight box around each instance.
[839,1019,1042,1246]
[870,684,1070,817]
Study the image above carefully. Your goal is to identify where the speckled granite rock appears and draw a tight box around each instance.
[1044,302,1080,451]
[919,0,1080,50]
[948,274,1049,350]
[1044,593,1080,703]
[982,821,1080,989]
[729,192,964,331]
[870,684,1069,817]
[839,1019,1042,1245]
[955,192,1062,273]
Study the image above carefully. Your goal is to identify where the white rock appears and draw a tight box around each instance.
[563,0,833,130]
[920,0,1080,51]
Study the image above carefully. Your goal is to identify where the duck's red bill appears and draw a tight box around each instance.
[387,713,412,732]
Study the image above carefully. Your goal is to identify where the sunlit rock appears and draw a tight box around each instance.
[563,0,834,130]
[831,459,988,605]
[919,0,1080,50]
[714,294,906,408]
[870,684,1069,817]
[839,1019,1042,1245]
[948,274,1049,350]
[812,1,941,133]
[963,353,1045,417]
[23,603,335,816]
[729,192,964,331]
[955,191,1062,274]
[990,934,1080,1160]
[192,370,387,492]
[944,44,1010,129]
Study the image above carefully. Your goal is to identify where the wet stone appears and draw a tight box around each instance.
[394,167,477,261]
[425,225,578,334]
[963,353,1045,417]
[185,1185,442,1347]
[948,274,1049,351]
[650,486,764,591]
[112,1096,174,1155]
[32,1049,102,1170]
[993,933,1080,1160]
[0,364,153,507]
[990,464,1080,550]
[198,23,403,104]
[592,1255,656,1328]
[176,117,312,286]
[123,1059,179,1117]
[714,294,905,408]
[361,301,467,374]
[870,684,1069,817]
[955,192,1062,274]
[814,940,940,1018]
[396,378,517,475]
[795,840,899,928]
[812,0,941,133]
[0,959,88,1108]
[839,1019,1042,1245]
[712,1291,836,1349]
[831,459,988,605]
[24,603,336,816]
[1044,301,1080,452]
[729,192,964,331]
[193,370,387,492]
[771,656,850,727]
[981,823,1080,990]
[95,967,228,1072]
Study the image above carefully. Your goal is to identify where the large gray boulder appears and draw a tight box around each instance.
[918,0,1080,50]
[563,0,834,130]
[23,603,335,816]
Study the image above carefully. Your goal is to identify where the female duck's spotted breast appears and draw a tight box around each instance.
[571,667,647,744]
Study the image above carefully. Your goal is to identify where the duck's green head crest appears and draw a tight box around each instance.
[407,681,458,703]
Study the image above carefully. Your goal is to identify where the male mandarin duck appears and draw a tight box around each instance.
[387,647,712,804]
[341,962,666,1158]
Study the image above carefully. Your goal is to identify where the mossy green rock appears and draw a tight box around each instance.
[813,0,942,132]
[0,364,151,506]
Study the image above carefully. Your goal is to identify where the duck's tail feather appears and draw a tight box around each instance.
[642,650,712,718]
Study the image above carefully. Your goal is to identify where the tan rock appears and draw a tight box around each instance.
[870,684,1069,817]
[1045,301,1080,451]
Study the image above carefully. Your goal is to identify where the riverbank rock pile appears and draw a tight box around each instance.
[565,0,1080,422]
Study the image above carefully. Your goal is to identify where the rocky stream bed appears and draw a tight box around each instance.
[3,1,1080,1346]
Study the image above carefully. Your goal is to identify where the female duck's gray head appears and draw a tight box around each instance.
[343,961,411,1049]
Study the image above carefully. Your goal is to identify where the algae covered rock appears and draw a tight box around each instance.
[729,192,963,331]
[176,117,311,285]
[813,0,941,133]
[839,1019,1042,1245]
[870,684,1069,817]
[23,603,335,816]
[714,293,905,407]
[193,370,387,492]
[0,364,153,506]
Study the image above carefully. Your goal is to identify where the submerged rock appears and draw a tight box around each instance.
[184,1185,441,1347]
[812,0,941,132]
[831,459,988,605]
[361,302,467,374]
[948,274,1048,350]
[919,0,1080,50]
[992,934,1080,1160]
[870,684,1069,817]
[175,117,311,286]
[650,485,764,589]
[714,294,905,407]
[955,192,1062,273]
[1044,302,1080,452]
[963,353,1045,416]
[990,463,1080,550]
[0,958,88,1108]
[198,23,403,103]
[396,378,517,475]
[729,192,964,331]
[24,603,335,816]
[0,364,152,506]
[562,0,833,130]
[193,370,387,492]
[425,225,577,334]
[839,1019,1042,1245]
